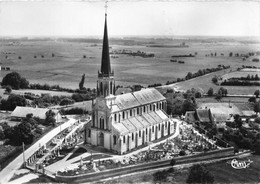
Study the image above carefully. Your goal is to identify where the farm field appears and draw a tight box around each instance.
[162,68,260,95]
[1,37,260,93]
[197,97,254,111]
[222,68,260,80]
[106,155,260,184]
[0,88,72,99]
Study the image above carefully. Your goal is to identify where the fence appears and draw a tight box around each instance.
[56,147,235,183]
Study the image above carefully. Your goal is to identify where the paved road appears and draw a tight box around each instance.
[0,118,77,184]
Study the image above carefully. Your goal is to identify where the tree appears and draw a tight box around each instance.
[186,164,214,184]
[5,85,12,94]
[185,72,193,80]
[13,122,34,145]
[59,98,75,106]
[254,90,260,98]
[45,110,56,126]
[255,117,260,124]
[195,91,202,98]
[248,97,256,103]
[182,99,197,114]
[254,101,260,114]
[0,94,26,111]
[167,96,185,115]
[79,74,85,90]
[0,126,5,140]
[207,88,214,96]
[212,76,218,84]
[229,52,233,57]
[1,72,29,89]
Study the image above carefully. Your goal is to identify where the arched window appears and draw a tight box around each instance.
[158,124,160,131]
[100,118,104,129]
[100,82,103,95]
[156,103,159,109]
[132,133,134,141]
[88,129,91,138]
[123,136,125,143]
[152,126,154,132]
[143,106,146,113]
[114,114,117,121]
[137,108,139,115]
[110,82,113,94]
[123,111,125,119]
[165,121,167,128]
[153,104,156,111]
[146,128,148,135]
[113,135,117,145]
[130,109,132,116]
[139,131,141,137]
[150,104,152,111]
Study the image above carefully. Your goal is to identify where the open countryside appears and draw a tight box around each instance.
[1,37,260,94]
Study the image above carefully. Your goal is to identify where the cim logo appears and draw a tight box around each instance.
[231,159,253,169]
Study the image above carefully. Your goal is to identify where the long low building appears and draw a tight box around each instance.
[11,106,61,122]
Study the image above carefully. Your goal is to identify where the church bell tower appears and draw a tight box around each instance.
[97,13,115,98]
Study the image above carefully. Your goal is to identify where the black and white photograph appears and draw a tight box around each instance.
[0,0,260,183]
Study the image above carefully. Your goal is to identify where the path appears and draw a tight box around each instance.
[0,118,77,184]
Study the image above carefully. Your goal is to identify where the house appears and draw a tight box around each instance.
[185,109,214,124]
[11,106,62,122]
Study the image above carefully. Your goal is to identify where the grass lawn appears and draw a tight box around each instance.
[106,155,260,184]
[72,154,113,164]
[67,147,88,161]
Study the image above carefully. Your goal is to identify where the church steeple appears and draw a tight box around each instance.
[99,13,113,77]
[97,10,115,98]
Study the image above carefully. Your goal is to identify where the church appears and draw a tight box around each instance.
[85,13,177,155]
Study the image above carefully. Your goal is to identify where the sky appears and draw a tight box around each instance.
[0,0,259,37]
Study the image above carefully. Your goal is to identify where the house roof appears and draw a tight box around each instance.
[196,109,212,123]
[11,106,59,120]
[185,111,196,122]
[242,110,255,117]
[212,113,229,122]
[110,88,165,113]
[113,109,168,135]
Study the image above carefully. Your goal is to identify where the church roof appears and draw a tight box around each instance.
[113,110,169,136]
[134,88,165,105]
[110,88,165,113]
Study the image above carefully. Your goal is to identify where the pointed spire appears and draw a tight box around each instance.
[100,13,112,76]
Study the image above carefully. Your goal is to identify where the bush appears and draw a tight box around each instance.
[179,150,186,156]
[59,98,75,106]
[170,159,176,166]
[186,164,214,184]
[207,88,214,96]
